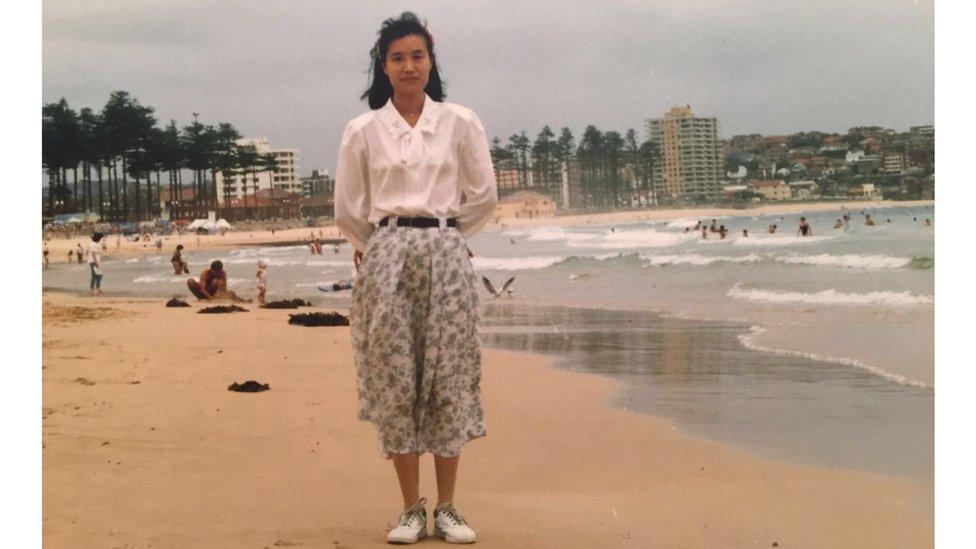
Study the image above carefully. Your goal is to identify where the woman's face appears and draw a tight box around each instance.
[383,34,431,97]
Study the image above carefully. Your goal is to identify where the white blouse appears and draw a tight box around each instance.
[334,94,498,253]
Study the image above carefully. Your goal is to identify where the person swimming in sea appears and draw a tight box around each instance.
[833,218,844,229]
[742,229,749,237]
[865,214,876,226]
[797,217,812,237]
[719,225,728,239]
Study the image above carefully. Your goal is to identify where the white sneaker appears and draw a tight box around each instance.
[433,502,477,544]
[386,497,428,544]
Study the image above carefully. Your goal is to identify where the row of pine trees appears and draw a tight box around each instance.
[42,91,278,222]
[43,91,660,222]
[489,125,658,209]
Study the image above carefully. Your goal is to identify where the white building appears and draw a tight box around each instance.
[214,137,301,205]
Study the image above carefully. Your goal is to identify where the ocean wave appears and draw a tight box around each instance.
[132,274,185,284]
[738,326,930,388]
[732,235,835,247]
[775,253,912,269]
[524,226,693,249]
[727,285,933,306]
[640,253,763,266]
[472,256,566,271]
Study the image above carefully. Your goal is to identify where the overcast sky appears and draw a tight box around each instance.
[43,0,933,176]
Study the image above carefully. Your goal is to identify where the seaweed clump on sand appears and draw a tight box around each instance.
[227,380,270,392]
[288,312,349,327]
[166,298,191,308]
[261,299,313,309]
[198,305,249,314]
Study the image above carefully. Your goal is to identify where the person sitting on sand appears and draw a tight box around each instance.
[797,217,812,237]
[171,245,190,274]
[187,260,228,300]
[256,259,268,305]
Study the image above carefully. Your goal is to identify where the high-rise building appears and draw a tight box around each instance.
[214,137,300,204]
[647,106,723,201]
[300,169,334,197]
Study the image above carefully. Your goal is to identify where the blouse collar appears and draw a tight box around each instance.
[378,93,440,139]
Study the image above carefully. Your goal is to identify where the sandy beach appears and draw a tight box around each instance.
[42,292,932,547]
[40,200,934,260]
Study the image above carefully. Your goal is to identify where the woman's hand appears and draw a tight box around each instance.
[354,249,363,271]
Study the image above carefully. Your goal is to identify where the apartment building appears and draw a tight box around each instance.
[647,106,723,201]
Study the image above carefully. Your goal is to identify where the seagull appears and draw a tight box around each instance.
[482,276,515,298]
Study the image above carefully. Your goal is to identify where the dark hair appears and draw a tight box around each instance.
[92,232,103,242]
[361,12,445,109]
[210,260,223,271]
[176,244,184,251]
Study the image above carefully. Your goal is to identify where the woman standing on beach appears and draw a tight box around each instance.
[335,12,497,545]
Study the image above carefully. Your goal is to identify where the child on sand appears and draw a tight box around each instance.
[256,259,268,305]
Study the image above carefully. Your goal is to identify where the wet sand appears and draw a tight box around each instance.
[42,292,931,547]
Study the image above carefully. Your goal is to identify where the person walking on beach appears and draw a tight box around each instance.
[75,243,84,264]
[67,248,73,263]
[87,232,104,296]
[43,242,50,268]
[334,12,496,544]
[171,245,190,274]
[255,259,268,305]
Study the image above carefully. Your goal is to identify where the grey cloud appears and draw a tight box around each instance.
[43,0,933,177]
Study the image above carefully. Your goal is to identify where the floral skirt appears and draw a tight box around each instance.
[350,225,486,459]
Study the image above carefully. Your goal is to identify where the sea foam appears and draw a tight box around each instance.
[775,253,912,269]
[727,285,933,306]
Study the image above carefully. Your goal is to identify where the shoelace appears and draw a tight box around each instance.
[398,509,424,528]
[437,506,467,527]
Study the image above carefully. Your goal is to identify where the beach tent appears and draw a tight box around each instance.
[215,219,232,229]
[186,219,209,230]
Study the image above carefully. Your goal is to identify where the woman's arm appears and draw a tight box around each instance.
[456,111,499,239]
[334,121,373,254]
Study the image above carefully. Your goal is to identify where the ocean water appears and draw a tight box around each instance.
[42,203,934,475]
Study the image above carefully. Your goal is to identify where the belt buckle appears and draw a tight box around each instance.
[438,217,447,230]
[389,216,399,228]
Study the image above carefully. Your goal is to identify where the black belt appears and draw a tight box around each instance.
[379,216,457,228]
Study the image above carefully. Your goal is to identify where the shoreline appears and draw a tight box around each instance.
[42,291,932,547]
[40,199,934,259]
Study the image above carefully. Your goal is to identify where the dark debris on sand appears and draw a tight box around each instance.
[166,298,191,308]
[261,299,313,309]
[288,312,349,327]
[198,305,249,314]
[228,380,270,392]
